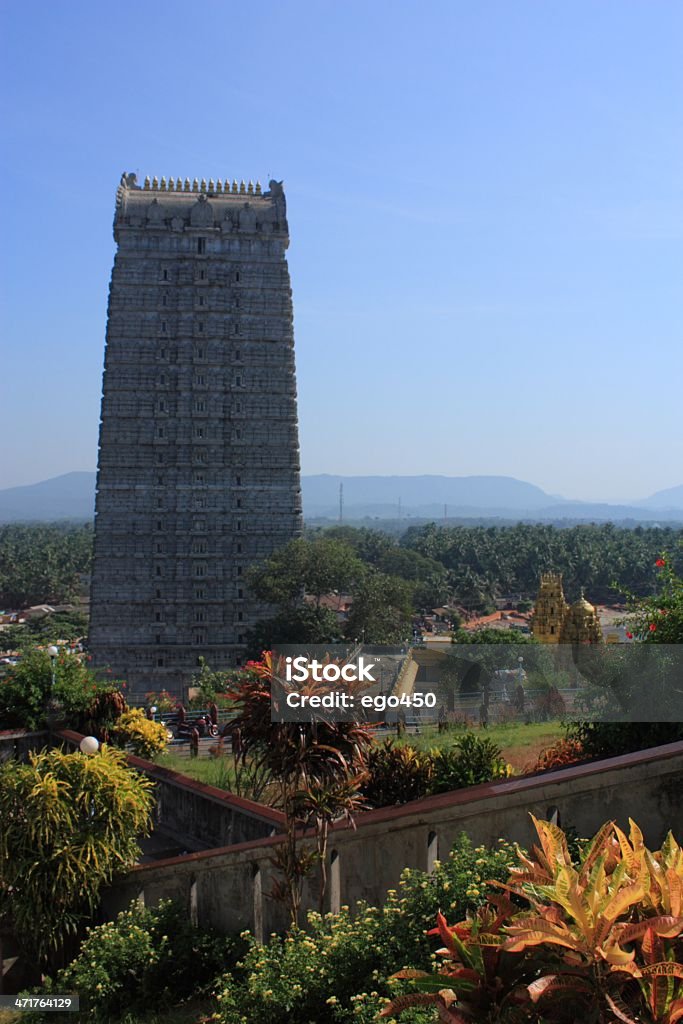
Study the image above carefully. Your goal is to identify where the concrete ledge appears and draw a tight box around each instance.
[346,739,683,827]
[56,729,285,851]
[100,739,683,939]
[0,730,50,762]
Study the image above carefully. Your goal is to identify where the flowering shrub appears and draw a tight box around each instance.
[569,553,683,759]
[52,899,238,1021]
[110,708,169,759]
[626,553,683,643]
[213,834,518,1024]
[144,689,176,714]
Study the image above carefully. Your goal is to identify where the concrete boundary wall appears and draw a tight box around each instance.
[0,730,50,762]
[57,730,285,850]
[101,740,683,938]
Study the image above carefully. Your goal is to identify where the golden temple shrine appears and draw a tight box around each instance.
[532,573,603,644]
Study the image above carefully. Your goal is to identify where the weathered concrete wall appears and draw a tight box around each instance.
[102,741,683,938]
[0,730,50,762]
[58,730,284,851]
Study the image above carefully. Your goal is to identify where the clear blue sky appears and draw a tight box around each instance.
[1,1,681,501]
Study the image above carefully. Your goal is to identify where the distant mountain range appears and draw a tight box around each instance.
[635,484,683,510]
[0,473,97,522]
[1,471,682,524]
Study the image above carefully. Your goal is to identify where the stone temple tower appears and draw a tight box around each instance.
[89,173,302,693]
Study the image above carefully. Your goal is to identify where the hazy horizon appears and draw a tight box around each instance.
[1,468,682,511]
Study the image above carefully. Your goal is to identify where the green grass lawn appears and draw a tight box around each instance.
[155,749,237,788]
[395,720,566,773]
[156,720,566,794]
[154,749,276,805]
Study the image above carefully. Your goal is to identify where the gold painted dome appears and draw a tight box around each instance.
[560,590,603,644]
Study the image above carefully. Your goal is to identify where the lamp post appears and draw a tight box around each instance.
[45,645,65,731]
[79,736,100,755]
[47,645,59,693]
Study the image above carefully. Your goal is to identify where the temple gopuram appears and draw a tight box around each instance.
[532,573,603,644]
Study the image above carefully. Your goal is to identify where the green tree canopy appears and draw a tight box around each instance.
[344,570,413,644]
[0,523,92,608]
[401,521,683,605]
[245,604,342,659]
[246,536,366,609]
[0,647,119,731]
[0,745,154,969]
[0,609,89,653]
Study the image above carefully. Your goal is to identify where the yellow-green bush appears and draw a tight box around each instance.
[110,708,168,759]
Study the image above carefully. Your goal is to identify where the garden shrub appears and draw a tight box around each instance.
[565,552,683,762]
[383,817,683,1024]
[214,834,518,1024]
[143,689,177,714]
[81,687,128,742]
[528,735,585,772]
[1,746,154,971]
[52,899,239,1021]
[110,708,169,759]
[428,733,510,793]
[362,735,510,809]
[361,739,432,807]
[533,684,566,721]
[568,720,683,760]
[0,648,113,731]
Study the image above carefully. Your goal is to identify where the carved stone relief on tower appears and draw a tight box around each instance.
[238,204,257,232]
[147,199,165,225]
[190,196,215,227]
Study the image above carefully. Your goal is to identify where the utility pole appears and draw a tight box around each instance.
[339,482,343,523]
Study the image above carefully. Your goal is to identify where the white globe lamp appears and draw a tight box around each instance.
[79,736,100,755]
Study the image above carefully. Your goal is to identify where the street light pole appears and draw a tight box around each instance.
[45,645,64,732]
[47,645,59,693]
